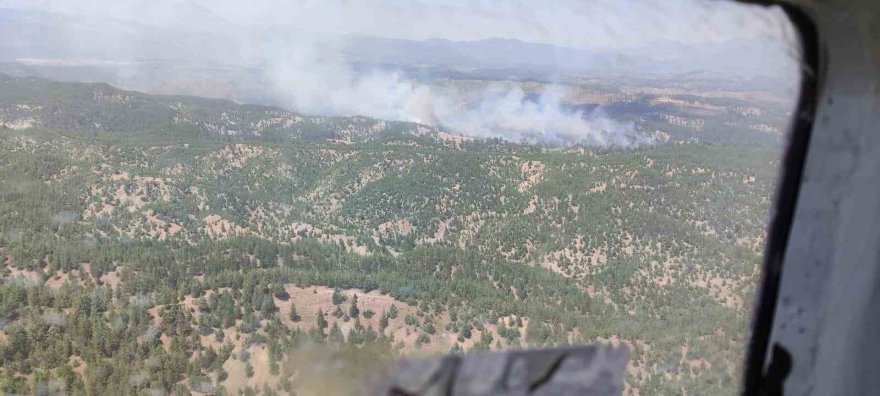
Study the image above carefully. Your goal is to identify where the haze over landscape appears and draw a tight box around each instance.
[0,1,801,395]
[0,0,797,145]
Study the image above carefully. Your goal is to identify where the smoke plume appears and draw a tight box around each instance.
[0,0,796,147]
[263,38,648,147]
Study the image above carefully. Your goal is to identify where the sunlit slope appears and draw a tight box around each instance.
[0,77,779,395]
[0,73,791,147]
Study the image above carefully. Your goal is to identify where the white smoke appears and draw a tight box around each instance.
[129,293,155,309]
[0,1,796,148]
[441,86,650,146]
[138,324,160,345]
[40,311,67,327]
[265,39,441,125]
[263,37,649,147]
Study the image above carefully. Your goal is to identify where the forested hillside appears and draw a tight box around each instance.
[0,75,782,395]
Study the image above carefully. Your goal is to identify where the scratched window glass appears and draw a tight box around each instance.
[0,0,800,395]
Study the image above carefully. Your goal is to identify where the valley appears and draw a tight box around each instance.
[0,74,790,395]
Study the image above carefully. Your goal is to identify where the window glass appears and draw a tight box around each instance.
[0,1,798,394]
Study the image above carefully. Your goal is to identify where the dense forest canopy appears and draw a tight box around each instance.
[0,74,785,395]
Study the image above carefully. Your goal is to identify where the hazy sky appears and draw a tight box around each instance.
[1,0,793,49]
[0,0,799,146]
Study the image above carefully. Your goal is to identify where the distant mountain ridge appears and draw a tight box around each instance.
[341,34,794,80]
[0,7,795,81]
[0,73,429,144]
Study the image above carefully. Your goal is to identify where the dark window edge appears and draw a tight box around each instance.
[737,2,821,395]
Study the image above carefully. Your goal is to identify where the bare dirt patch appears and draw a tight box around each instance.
[518,161,546,192]
[201,214,248,239]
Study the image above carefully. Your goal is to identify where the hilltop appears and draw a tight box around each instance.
[0,76,780,395]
